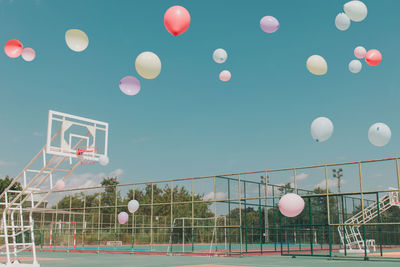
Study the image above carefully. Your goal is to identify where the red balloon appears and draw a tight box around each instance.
[164,6,191,36]
[4,39,23,58]
[365,49,382,66]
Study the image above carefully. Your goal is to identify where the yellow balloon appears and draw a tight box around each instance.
[65,29,89,52]
[306,55,327,75]
[135,52,161,79]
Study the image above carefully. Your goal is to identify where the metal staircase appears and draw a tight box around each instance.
[338,190,400,252]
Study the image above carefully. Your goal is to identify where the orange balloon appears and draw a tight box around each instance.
[4,39,23,58]
[164,6,191,36]
[365,49,382,66]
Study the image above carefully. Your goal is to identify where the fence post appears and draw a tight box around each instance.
[358,163,368,260]
[238,174,243,255]
[258,183,263,254]
[308,197,313,256]
[97,193,101,253]
[131,186,135,253]
[191,178,194,252]
[324,166,331,257]
[362,224,368,260]
[264,171,269,244]
[114,185,118,239]
[150,183,154,251]
[227,178,231,254]
[341,194,347,256]
[376,192,383,257]
[244,181,247,253]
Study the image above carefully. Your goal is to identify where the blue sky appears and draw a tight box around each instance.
[1,0,399,193]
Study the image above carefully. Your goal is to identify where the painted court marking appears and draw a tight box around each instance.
[0,257,66,262]
[175,265,252,267]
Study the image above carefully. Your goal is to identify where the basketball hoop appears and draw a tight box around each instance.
[76,146,98,165]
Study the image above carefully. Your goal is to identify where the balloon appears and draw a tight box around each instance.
[344,1,368,22]
[306,55,327,76]
[164,6,191,36]
[21,47,36,62]
[4,39,23,58]
[213,48,227,64]
[365,49,382,66]
[118,212,129,225]
[119,76,141,96]
[128,200,140,213]
[55,180,65,190]
[335,13,351,31]
[349,60,362,73]
[278,193,305,218]
[99,155,109,166]
[260,16,280,33]
[354,46,366,59]
[311,117,334,142]
[135,52,161,79]
[219,70,231,82]
[368,123,391,147]
[65,29,89,52]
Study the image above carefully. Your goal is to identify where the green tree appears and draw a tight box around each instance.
[100,177,121,226]
[0,176,22,194]
[0,176,23,203]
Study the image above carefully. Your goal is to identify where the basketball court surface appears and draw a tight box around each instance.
[3,252,400,267]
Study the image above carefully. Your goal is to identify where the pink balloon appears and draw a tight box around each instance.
[260,16,280,33]
[4,39,23,58]
[354,46,366,59]
[55,180,65,190]
[164,6,191,36]
[119,76,141,96]
[21,47,36,62]
[278,193,305,217]
[118,212,129,225]
[365,49,382,66]
[219,70,231,82]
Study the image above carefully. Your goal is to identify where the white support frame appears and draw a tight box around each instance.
[338,190,399,253]
[0,110,109,267]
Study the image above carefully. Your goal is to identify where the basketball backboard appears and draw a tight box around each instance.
[46,110,108,161]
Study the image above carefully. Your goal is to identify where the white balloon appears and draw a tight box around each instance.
[99,155,109,166]
[344,1,368,22]
[55,180,65,190]
[213,48,227,64]
[311,117,334,142]
[65,29,89,52]
[306,55,327,76]
[349,59,362,73]
[335,13,351,31]
[128,200,140,213]
[135,52,161,79]
[368,123,391,147]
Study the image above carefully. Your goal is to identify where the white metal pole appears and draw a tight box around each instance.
[10,211,18,262]
[3,210,11,265]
